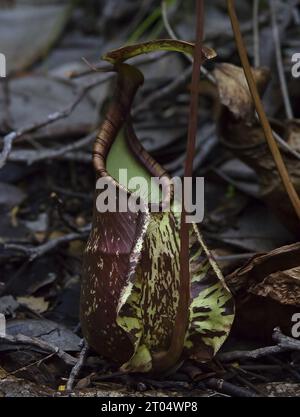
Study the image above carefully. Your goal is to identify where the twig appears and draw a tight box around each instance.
[268,0,294,120]
[66,340,89,391]
[151,0,205,373]
[132,66,192,115]
[178,0,203,361]
[253,0,260,68]
[268,355,300,382]
[234,366,269,383]
[8,131,97,165]
[180,0,202,356]
[218,345,285,362]
[0,333,77,367]
[161,0,216,84]
[0,76,112,169]
[227,0,300,220]
[273,327,300,351]
[219,327,300,363]
[81,57,112,74]
[205,378,257,397]
[227,365,265,396]
[4,225,91,261]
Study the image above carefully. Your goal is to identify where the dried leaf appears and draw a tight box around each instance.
[214,63,270,121]
[249,267,300,305]
[214,63,300,234]
[226,243,300,341]
[227,242,300,294]
[0,1,72,74]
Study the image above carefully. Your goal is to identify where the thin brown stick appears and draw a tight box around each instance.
[152,0,204,373]
[227,0,300,220]
[161,0,215,84]
[66,340,89,391]
[177,0,204,360]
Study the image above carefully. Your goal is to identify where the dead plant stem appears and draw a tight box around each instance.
[152,0,205,373]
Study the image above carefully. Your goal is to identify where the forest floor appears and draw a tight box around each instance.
[1,0,300,397]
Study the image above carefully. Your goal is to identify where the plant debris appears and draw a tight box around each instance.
[1,0,300,398]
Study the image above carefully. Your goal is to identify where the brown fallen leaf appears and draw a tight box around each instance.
[214,63,300,234]
[250,267,300,305]
[226,243,300,342]
[214,63,270,121]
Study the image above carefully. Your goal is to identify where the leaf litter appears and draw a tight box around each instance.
[0,0,300,397]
